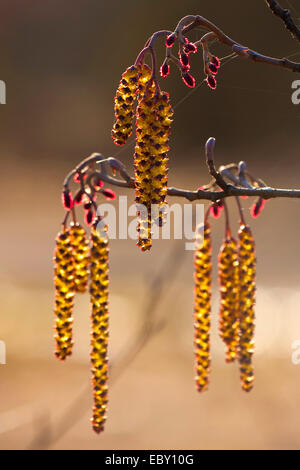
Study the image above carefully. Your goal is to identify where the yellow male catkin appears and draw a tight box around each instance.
[90,226,109,433]
[194,222,212,392]
[218,236,239,363]
[238,224,256,392]
[134,88,173,251]
[137,63,153,96]
[69,222,90,293]
[111,65,140,146]
[111,63,153,147]
[53,229,75,360]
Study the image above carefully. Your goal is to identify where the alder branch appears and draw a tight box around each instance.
[265,0,300,43]
[134,9,300,94]
[64,140,300,206]
[174,14,300,73]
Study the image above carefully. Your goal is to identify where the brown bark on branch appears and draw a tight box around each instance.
[265,0,300,43]
[63,139,300,205]
[175,14,300,73]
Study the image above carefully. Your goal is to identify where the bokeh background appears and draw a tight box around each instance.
[1,0,300,450]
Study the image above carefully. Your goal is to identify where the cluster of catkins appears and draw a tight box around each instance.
[111,63,174,251]
[194,217,256,393]
[53,221,109,434]
[53,43,264,434]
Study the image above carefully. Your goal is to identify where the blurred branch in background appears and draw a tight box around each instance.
[265,0,300,43]
[26,241,186,449]
[0,403,49,437]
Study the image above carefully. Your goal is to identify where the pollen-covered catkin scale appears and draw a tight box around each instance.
[111,64,154,146]
[194,223,212,392]
[218,237,239,363]
[111,65,139,146]
[134,87,173,251]
[90,226,109,433]
[137,63,155,96]
[238,224,256,392]
[53,229,75,360]
[69,223,90,293]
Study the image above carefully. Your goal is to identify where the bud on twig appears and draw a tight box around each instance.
[182,72,195,88]
[211,56,221,68]
[209,63,218,75]
[85,209,95,226]
[102,188,116,200]
[184,42,197,53]
[160,62,170,77]
[250,198,265,218]
[206,75,217,90]
[166,33,176,48]
[74,189,84,205]
[179,51,189,68]
[62,189,73,210]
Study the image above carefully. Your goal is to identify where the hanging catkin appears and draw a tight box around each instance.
[218,236,239,363]
[89,226,109,433]
[53,229,75,360]
[69,222,90,293]
[111,63,154,147]
[238,224,256,392]
[134,88,173,251]
[111,65,140,146]
[194,222,212,392]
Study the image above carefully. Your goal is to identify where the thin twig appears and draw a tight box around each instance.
[174,14,300,73]
[205,137,228,191]
[265,0,300,43]
[63,140,300,205]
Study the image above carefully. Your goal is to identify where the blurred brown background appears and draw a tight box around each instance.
[1,0,300,450]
